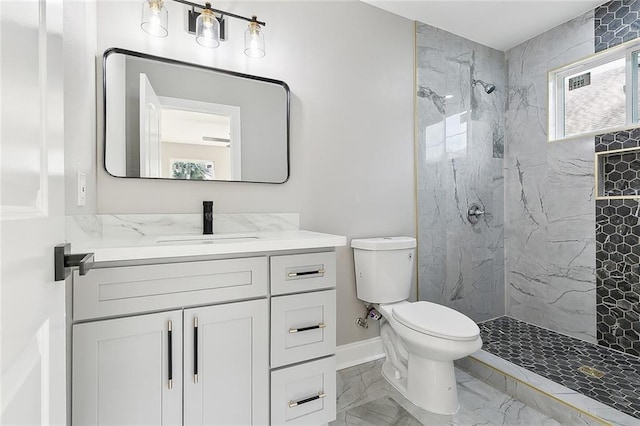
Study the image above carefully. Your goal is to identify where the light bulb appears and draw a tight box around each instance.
[150,13,161,27]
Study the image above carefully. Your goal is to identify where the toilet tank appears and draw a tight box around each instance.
[351,237,416,304]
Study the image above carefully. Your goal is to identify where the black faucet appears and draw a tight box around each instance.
[203,201,214,234]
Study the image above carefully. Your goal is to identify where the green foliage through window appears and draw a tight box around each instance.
[170,161,214,180]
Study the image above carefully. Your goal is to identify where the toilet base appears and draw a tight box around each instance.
[381,355,460,415]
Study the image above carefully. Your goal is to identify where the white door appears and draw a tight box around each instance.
[72,311,183,426]
[0,1,66,424]
[139,73,162,178]
[184,299,269,425]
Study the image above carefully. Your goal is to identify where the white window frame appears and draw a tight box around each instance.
[548,38,640,142]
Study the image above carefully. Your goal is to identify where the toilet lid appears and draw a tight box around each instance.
[392,301,480,341]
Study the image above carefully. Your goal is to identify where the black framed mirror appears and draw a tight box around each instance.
[103,48,289,183]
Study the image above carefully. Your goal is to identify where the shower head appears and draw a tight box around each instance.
[472,79,496,94]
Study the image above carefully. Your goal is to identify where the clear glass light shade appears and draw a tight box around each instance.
[141,0,168,37]
[196,9,220,48]
[244,22,265,58]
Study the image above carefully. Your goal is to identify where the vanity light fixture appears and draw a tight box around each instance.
[140,0,267,58]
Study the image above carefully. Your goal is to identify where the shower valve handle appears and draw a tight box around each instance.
[467,204,485,225]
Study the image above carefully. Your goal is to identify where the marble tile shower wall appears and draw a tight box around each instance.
[416,23,505,321]
[417,2,640,349]
[593,1,640,357]
[504,12,597,342]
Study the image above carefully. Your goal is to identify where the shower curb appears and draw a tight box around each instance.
[456,350,638,426]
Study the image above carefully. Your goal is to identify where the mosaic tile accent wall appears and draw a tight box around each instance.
[596,198,640,356]
[595,0,640,52]
[594,1,640,358]
[595,127,640,152]
[600,150,640,196]
[595,129,640,356]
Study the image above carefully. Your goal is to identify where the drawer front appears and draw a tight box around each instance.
[271,356,336,426]
[270,252,336,295]
[271,290,336,368]
[74,257,267,320]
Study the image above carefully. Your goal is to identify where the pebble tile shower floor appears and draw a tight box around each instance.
[479,316,640,419]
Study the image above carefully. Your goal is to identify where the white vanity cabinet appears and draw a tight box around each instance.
[72,257,269,426]
[71,248,339,426]
[73,300,268,425]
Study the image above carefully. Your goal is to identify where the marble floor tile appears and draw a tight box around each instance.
[332,359,559,426]
[334,396,422,426]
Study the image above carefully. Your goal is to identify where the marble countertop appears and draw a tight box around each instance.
[72,230,347,263]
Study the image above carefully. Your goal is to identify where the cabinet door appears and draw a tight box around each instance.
[73,311,182,426]
[184,299,269,425]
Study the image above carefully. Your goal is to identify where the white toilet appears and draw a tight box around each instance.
[351,236,482,415]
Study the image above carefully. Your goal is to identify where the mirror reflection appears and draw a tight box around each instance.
[103,48,290,183]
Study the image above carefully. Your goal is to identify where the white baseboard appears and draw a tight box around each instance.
[335,336,385,370]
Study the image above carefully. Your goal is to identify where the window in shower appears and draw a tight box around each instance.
[549,38,640,141]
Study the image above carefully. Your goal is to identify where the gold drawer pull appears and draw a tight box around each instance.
[289,323,326,333]
[288,391,326,408]
[288,269,325,278]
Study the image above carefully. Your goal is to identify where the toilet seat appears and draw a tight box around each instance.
[392,301,479,341]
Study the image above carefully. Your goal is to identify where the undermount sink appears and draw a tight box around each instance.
[155,235,260,245]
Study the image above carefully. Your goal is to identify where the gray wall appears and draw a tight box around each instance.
[504,12,597,342]
[64,0,98,215]
[416,24,506,321]
[65,0,415,347]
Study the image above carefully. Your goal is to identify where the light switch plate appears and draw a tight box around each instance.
[77,172,86,206]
